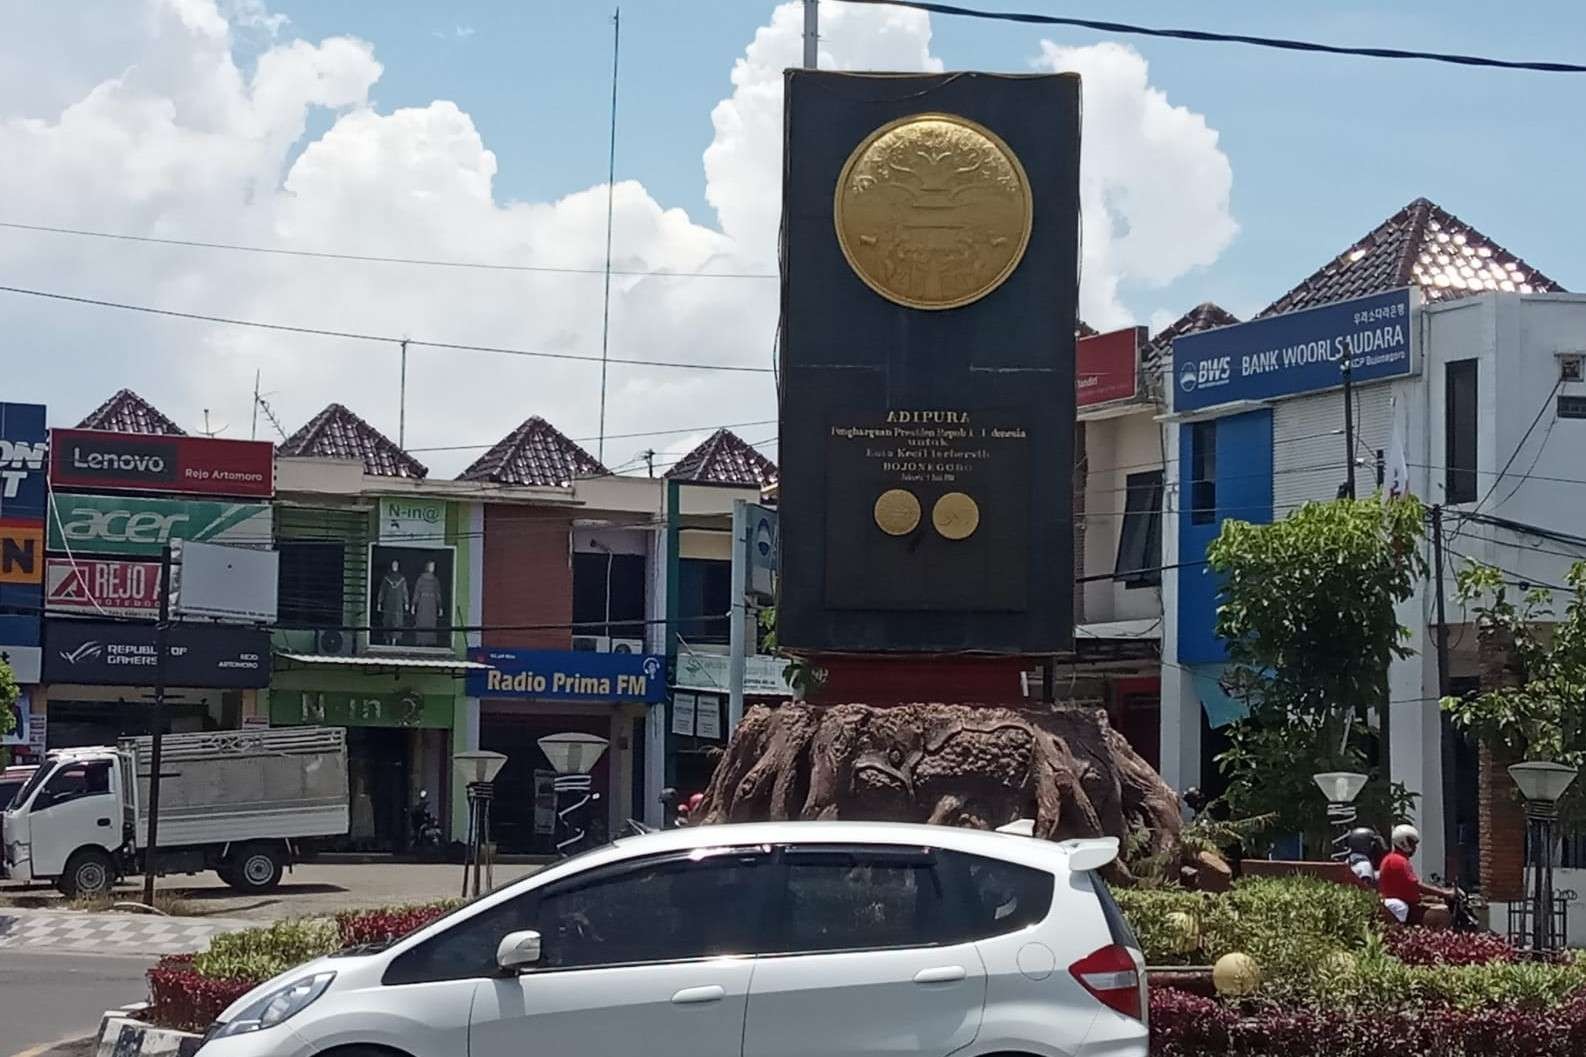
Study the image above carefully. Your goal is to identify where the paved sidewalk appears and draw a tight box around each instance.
[0,909,251,957]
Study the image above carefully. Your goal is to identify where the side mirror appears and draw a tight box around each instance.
[496,930,542,973]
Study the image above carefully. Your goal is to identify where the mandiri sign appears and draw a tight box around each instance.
[1172,288,1416,412]
[467,648,666,703]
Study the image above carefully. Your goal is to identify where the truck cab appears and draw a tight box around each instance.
[2,747,131,895]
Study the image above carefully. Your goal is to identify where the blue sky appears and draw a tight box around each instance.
[269,0,1585,324]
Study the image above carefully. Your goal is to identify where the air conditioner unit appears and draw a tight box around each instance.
[1560,354,1584,383]
[609,637,645,655]
[571,635,607,653]
[316,627,355,656]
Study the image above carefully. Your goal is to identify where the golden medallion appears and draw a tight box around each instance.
[873,488,922,536]
[932,492,980,540]
[834,112,1033,311]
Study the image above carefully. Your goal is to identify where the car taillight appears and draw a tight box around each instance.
[1069,944,1144,1021]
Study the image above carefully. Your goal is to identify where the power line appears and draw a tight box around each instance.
[839,0,1586,74]
[405,418,777,454]
[0,283,774,374]
[0,220,778,280]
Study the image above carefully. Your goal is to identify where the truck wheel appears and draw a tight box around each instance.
[229,845,284,892]
[61,849,115,899]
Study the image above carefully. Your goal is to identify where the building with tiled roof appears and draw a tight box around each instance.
[77,389,187,435]
[1260,197,1564,318]
[665,428,779,489]
[458,416,607,487]
[1075,319,1098,339]
[1144,302,1241,370]
[280,403,427,479]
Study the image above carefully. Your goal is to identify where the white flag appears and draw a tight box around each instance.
[1385,396,1411,497]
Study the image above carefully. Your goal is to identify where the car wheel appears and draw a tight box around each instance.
[62,849,115,899]
[228,845,284,892]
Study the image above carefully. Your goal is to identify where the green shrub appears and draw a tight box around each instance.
[192,918,340,982]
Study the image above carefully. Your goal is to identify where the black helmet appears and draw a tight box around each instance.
[659,787,680,805]
[1345,827,1381,856]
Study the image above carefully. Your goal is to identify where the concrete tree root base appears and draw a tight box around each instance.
[696,702,1182,880]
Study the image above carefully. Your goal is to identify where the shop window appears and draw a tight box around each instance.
[572,551,648,639]
[678,558,731,644]
[277,540,346,627]
[1446,359,1479,504]
[1115,470,1163,586]
[1189,421,1217,525]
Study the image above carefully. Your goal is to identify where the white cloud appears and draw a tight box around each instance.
[0,1,1234,476]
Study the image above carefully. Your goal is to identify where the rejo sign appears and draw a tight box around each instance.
[47,494,272,557]
[1173,288,1416,412]
[50,430,274,498]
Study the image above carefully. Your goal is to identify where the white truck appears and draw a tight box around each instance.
[2,726,349,898]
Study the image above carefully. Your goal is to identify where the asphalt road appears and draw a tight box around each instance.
[0,949,153,1056]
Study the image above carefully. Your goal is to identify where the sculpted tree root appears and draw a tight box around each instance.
[695,703,1181,882]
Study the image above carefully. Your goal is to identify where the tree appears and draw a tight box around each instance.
[0,659,17,768]
[1441,560,1586,767]
[1205,496,1426,848]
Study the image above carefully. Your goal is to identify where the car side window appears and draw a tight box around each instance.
[776,846,958,954]
[384,894,538,985]
[38,762,112,808]
[939,850,1054,938]
[538,850,769,969]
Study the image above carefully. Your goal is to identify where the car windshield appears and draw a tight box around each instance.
[8,764,53,810]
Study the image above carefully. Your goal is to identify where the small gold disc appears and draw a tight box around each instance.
[873,489,922,536]
[932,492,980,540]
[834,112,1033,311]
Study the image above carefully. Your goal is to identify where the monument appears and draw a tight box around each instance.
[701,70,1179,862]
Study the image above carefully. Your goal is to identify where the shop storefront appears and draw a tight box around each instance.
[267,658,470,853]
[1,402,48,763]
[38,618,271,749]
[468,648,665,855]
[670,651,792,794]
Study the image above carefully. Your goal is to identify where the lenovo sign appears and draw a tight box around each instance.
[51,429,274,497]
[46,557,163,618]
[47,494,272,557]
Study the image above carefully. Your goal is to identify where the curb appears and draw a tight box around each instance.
[93,1007,201,1057]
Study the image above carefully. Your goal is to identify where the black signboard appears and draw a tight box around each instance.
[777,71,1080,654]
[1558,395,1586,420]
[44,619,272,688]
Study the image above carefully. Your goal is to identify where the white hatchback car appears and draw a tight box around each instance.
[196,821,1148,1057]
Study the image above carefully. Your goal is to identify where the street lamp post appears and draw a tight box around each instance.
[453,750,508,900]
[538,732,610,858]
[1508,761,1578,955]
[1313,771,1369,856]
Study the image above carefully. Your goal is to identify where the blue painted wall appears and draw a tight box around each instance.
[1176,409,1274,664]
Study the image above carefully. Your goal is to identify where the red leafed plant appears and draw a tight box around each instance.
[1382,927,1519,966]
[145,954,255,1034]
[334,901,459,948]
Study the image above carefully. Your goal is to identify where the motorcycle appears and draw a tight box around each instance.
[410,789,443,854]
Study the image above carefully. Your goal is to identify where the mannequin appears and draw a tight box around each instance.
[411,559,444,646]
[377,560,409,645]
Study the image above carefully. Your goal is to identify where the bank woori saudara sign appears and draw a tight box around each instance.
[1172,288,1417,413]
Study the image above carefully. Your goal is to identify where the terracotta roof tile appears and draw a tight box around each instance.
[1075,319,1099,339]
[280,403,427,479]
[1145,302,1241,368]
[665,429,778,488]
[457,416,607,487]
[1260,197,1565,318]
[76,389,187,435]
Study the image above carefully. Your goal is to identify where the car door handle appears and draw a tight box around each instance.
[914,966,967,985]
[671,985,726,1005]
[97,818,112,827]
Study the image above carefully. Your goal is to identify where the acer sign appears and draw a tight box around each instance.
[46,493,272,558]
[44,618,271,688]
[50,429,274,498]
[46,557,163,618]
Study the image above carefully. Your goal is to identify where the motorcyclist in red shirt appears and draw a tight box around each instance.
[1378,824,1452,924]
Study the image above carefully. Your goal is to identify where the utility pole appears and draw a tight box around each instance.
[1431,504,1456,879]
[142,543,173,906]
[803,0,818,68]
[597,9,621,463]
[398,339,408,448]
[728,501,748,731]
[251,370,260,440]
[1342,356,1356,499]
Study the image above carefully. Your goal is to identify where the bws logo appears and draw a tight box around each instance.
[1179,356,1232,394]
[0,440,46,500]
[0,520,43,584]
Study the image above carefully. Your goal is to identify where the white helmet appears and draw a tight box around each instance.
[1391,824,1420,852]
